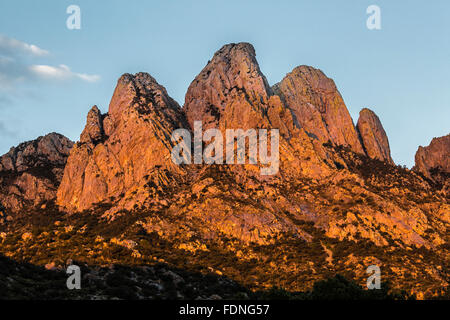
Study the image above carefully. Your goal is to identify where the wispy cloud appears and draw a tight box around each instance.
[29,64,101,82]
[0,34,49,57]
[0,34,100,88]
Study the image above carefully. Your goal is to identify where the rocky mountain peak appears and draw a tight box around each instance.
[184,42,272,130]
[0,133,73,212]
[413,134,450,184]
[1,43,449,299]
[80,105,104,146]
[356,108,393,164]
[109,72,183,128]
[56,73,187,213]
[272,65,365,154]
[0,133,73,173]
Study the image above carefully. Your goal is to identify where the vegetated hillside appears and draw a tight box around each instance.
[0,145,448,299]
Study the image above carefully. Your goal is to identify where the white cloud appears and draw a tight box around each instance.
[29,64,70,79]
[0,34,49,57]
[0,35,100,86]
[77,73,101,83]
[29,64,100,82]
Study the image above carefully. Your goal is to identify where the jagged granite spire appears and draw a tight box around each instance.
[273,65,365,154]
[356,108,393,164]
[57,73,187,212]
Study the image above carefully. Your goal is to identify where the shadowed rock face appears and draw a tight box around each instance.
[273,66,364,154]
[356,108,393,164]
[56,73,188,212]
[413,134,450,190]
[0,133,73,211]
[0,133,73,172]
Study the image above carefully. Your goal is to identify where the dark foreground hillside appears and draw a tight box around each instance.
[1,252,424,300]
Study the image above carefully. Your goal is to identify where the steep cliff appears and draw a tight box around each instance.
[57,73,188,212]
[273,65,364,154]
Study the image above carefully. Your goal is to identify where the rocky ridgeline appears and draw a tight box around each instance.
[56,73,188,212]
[0,133,73,212]
[413,134,450,193]
[55,42,401,214]
[413,134,450,178]
[0,43,448,243]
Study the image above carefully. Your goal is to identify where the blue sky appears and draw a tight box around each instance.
[0,0,449,167]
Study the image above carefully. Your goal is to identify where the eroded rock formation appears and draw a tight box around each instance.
[356,108,393,164]
[413,134,450,191]
[56,73,188,212]
[414,134,450,176]
[183,43,335,180]
[80,105,104,146]
[184,42,272,131]
[0,133,73,211]
[273,65,364,154]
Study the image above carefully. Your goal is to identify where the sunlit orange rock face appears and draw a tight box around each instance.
[184,43,340,179]
[273,65,364,154]
[413,134,450,193]
[55,43,402,216]
[414,134,450,178]
[0,133,73,211]
[51,43,445,249]
[54,43,447,251]
[56,73,188,212]
[56,42,433,218]
[356,108,393,164]
[184,42,272,131]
